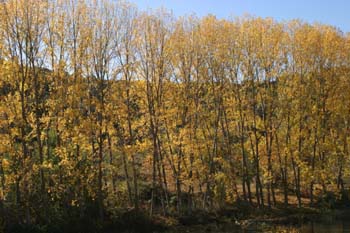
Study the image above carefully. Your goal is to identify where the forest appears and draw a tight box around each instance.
[0,0,350,232]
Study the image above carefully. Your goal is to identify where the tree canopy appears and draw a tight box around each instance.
[0,0,350,232]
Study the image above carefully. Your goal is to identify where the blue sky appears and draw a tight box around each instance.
[128,0,349,33]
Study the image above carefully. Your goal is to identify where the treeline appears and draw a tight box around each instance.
[0,0,350,230]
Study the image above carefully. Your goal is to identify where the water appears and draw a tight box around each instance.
[253,220,350,233]
[167,214,350,233]
[299,219,350,233]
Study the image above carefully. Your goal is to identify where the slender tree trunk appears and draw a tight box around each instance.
[122,147,133,206]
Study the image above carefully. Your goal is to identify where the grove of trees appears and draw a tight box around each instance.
[0,0,350,230]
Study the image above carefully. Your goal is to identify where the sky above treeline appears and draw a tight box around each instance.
[128,0,349,33]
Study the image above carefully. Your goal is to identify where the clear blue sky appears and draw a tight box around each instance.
[128,0,349,33]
